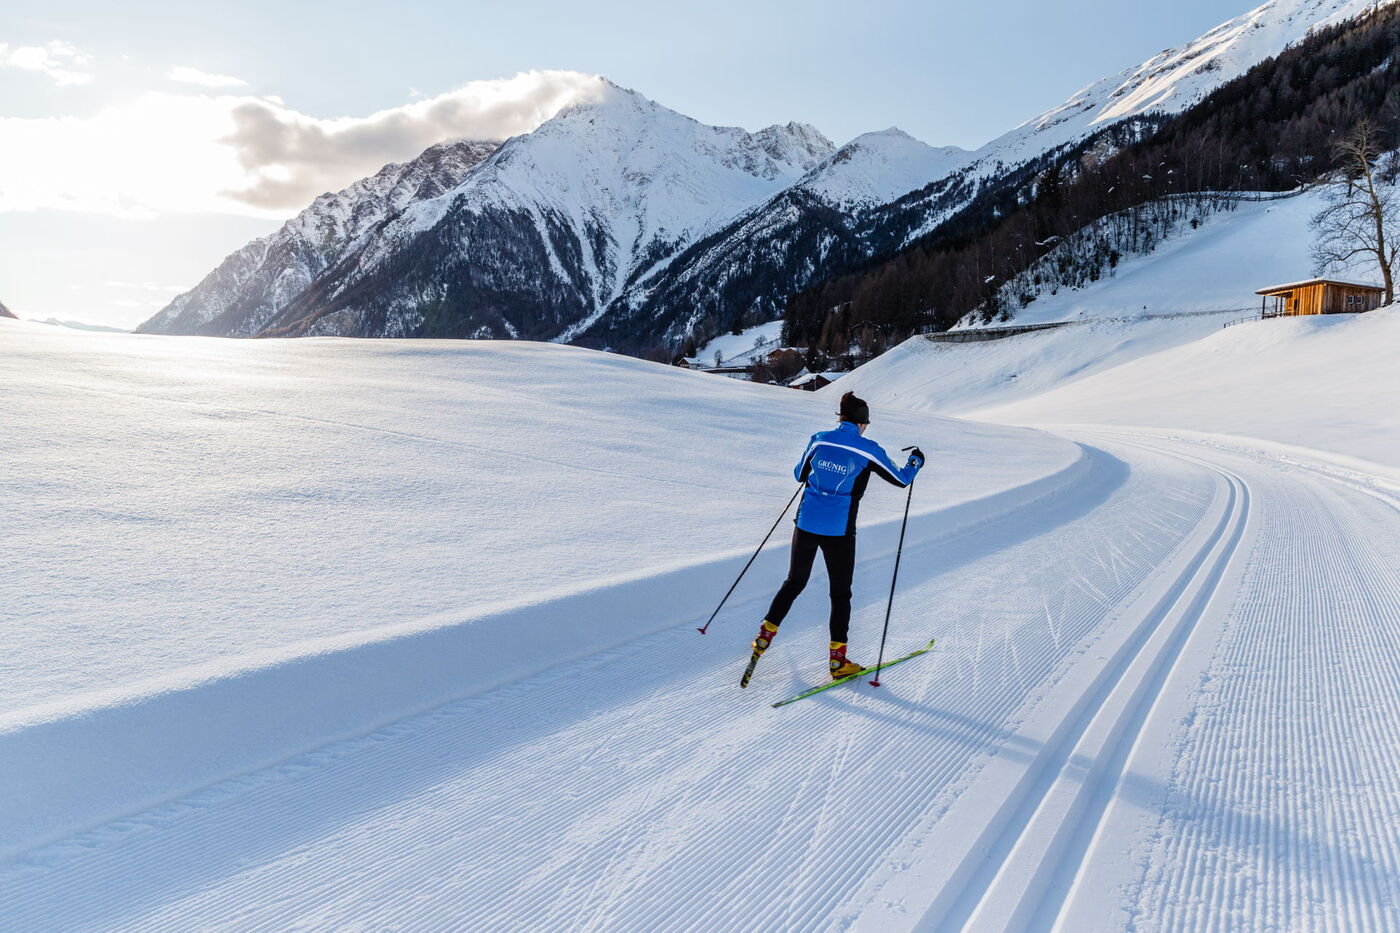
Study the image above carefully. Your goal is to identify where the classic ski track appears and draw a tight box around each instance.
[1121,443,1400,933]
[1060,425,1400,516]
[1,440,1248,931]
[49,431,1383,930]
[907,442,1250,933]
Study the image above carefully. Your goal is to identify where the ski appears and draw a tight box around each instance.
[739,649,763,688]
[770,639,936,708]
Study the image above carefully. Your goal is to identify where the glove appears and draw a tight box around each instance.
[907,447,925,469]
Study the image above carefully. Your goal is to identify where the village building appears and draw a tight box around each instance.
[789,371,844,391]
[1254,278,1384,317]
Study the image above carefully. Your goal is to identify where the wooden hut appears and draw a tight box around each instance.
[1254,278,1384,317]
[789,371,843,391]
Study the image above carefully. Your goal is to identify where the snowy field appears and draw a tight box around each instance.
[4,293,1399,930]
[0,319,1076,856]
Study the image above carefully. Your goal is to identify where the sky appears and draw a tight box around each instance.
[1,0,1259,328]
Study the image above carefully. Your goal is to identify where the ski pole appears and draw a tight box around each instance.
[870,449,917,686]
[697,484,802,635]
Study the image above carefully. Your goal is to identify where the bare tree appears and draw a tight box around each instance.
[1312,118,1400,304]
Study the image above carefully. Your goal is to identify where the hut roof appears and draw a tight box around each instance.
[789,371,845,387]
[1255,278,1384,295]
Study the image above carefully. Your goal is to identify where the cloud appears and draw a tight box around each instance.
[1,94,253,217]
[219,70,602,209]
[0,40,93,86]
[167,65,247,88]
[0,70,603,218]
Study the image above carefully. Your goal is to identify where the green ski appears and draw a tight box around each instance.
[771,639,936,708]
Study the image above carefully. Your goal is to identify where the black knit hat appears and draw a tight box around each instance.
[838,391,870,424]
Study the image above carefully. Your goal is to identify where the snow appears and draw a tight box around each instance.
[796,128,969,210]
[832,315,1238,415]
[982,0,1382,169]
[5,274,1400,928]
[990,191,1345,326]
[694,319,784,364]
[977,308,1400,468]
[7,5,1400,925]
[838,181,1400,469]
[0,317,1076,856]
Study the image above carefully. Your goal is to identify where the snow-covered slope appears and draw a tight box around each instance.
[832,178,1400,466]
[138,139,500,337]
[831,191,1316,406]
[0,317,1078,855]
[973,191,1326,327]
[695,319,785,365]
[975,308,1400,468]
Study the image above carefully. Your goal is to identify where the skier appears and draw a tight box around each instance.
[751,391,924,679]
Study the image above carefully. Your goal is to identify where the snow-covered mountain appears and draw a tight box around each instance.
[544,0,1390,351]
[582,130,972,350]
[798,129,970,211]
[0,300,15,320]
[992,0,1379,167]
[888,0,1387,241]
[139,0,1388,350]
[249,80,834,342]
[136,139,500,336]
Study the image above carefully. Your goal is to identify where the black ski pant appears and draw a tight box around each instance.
[764,527,856,643]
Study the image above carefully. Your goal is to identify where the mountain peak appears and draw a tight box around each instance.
[549,76,665,121]
[797,128,969,209]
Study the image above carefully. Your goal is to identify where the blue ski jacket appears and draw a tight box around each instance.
[793,421,922,537]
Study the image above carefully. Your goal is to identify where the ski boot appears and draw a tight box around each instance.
[740,621,779,688]
[829,641,866,680]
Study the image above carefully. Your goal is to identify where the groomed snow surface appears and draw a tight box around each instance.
[4,289,1399,931]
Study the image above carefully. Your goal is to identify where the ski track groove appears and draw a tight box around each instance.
[913,443,1248,933]
[1032,465,1249,932]
[1123,454,1400,933]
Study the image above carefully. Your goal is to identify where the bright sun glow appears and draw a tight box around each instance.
[0,70,602,219]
